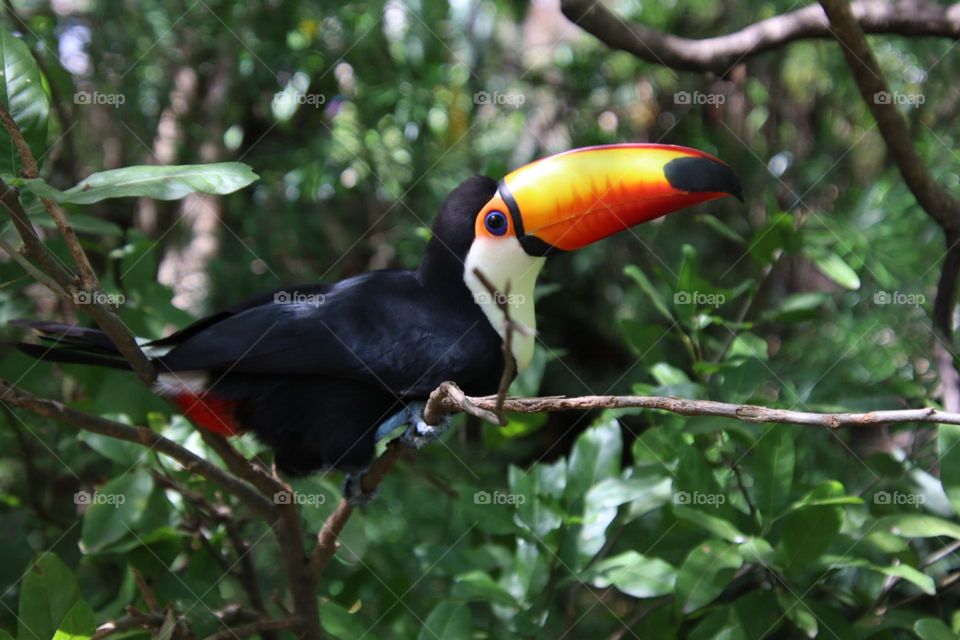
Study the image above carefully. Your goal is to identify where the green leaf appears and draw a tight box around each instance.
[624,265,674,322]
[18,163,258,204]
[80,469,155,553]
[51,601,95,640]
[579,476,672,560]
[775,481,846,572]
[696,213,745,244]
[674,505,748,543]
[752,425,794,520]
[452,571,518,607]
[914,618,956,640]
[938,424,960,515]
[319,601,366,640]
[419,602,472,640]
[776,592,817,638]
[675,539,743,613]
[17,553,83,640]
[564,418,621,503]
[812,252,861,290]
[588,551,677,598]
[820,555,934,595]
[27,212,123,236]
[0,30,49,175]
[878,514,960,540]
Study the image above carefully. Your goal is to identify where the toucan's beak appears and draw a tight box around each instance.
[499,144,742,256]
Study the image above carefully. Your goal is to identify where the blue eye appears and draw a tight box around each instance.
[484,210,508,236]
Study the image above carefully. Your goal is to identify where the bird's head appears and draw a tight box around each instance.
[419,143,742,368]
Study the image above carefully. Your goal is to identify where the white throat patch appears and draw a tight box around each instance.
[463,236,545,369]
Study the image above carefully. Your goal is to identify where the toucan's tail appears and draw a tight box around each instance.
[10,320,133,370]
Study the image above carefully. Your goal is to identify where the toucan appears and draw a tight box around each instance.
[13,144,741,483]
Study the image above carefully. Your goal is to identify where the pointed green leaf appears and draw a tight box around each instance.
[564,418,621,503]
[588,551,676,598]
[19,163,258,204]
[675,539,743,613]
[0,30,49,175]
[624,265,674,322]
[18,553,83,640]
[753,425,794,519]
[812,252,860,290]
[419,602,472,640]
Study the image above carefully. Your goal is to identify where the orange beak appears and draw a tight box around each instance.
[498,144,742,255]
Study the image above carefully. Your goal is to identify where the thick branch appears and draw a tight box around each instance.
[562,0,960,75]
[424,382,960,429]
[819,0,960,234]
[0,380,276,519]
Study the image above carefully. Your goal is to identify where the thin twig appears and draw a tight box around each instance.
[202,618,295,640]
[424,381,960,428]
[0,379,276,519]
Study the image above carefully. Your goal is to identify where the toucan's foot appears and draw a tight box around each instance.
[399,402,451,449]
[342,468,378,507]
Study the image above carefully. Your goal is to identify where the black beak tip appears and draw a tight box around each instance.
[664,156,743,203]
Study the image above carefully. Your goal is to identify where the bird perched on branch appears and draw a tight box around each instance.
[13,144,741,493]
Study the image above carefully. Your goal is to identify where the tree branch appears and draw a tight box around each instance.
[0,105,157,383]
[561,0,960,75]
[0,379,276,519]
[424,381,960,429]
[817,0,960,411]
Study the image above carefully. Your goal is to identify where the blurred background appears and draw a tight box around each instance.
[2,0,959,637]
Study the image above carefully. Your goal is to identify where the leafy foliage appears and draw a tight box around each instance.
[1,1,960,639]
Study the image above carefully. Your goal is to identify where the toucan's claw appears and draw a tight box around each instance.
[399,402,451,449]
[342,468,378,507]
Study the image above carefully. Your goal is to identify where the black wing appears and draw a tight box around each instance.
[155,270,503,396]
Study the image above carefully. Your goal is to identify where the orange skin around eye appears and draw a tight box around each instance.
[474,192,516,240]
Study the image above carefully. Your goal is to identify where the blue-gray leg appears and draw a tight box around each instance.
[342,403,452,506]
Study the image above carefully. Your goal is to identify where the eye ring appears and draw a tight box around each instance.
[484,210,508,236]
